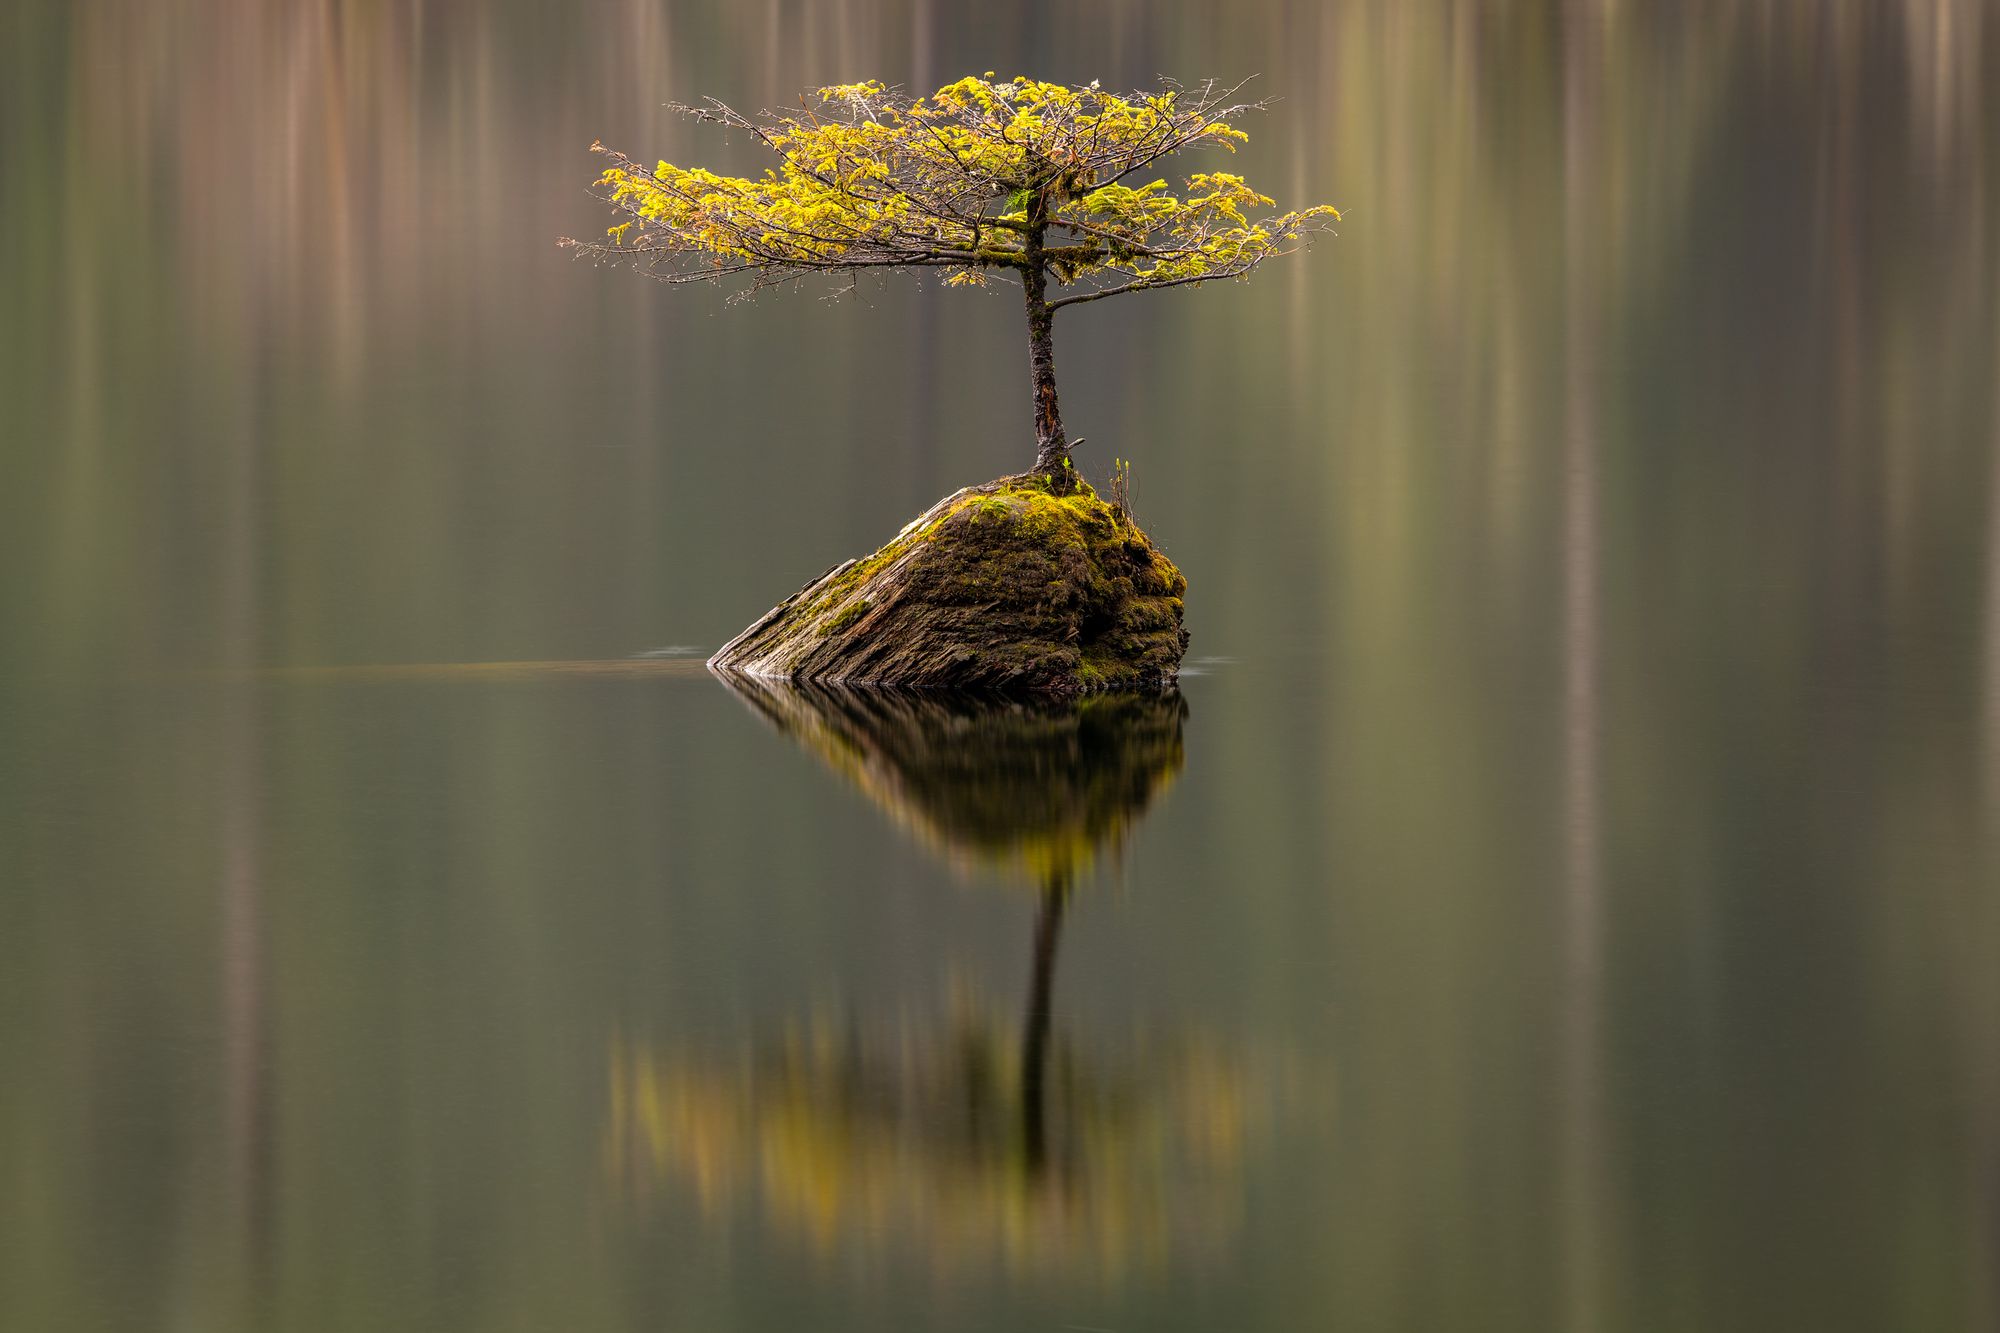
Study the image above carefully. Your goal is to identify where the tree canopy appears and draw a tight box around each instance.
[567,75,1338,475]
[570,75,1336,304]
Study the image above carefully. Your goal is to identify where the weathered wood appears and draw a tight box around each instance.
[709,476,1188,692]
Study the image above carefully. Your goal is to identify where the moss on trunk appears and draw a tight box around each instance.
[708,475,1188,692]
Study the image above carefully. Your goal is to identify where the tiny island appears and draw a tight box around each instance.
[565,75,1337,691]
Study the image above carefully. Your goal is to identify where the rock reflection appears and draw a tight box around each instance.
[609,683,1255,1274]
[718,678,1187,883]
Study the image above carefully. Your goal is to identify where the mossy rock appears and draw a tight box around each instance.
[709,475,1188,692]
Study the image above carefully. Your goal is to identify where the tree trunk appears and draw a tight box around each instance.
[1021,231,1069,477]
[707,476,1190,690]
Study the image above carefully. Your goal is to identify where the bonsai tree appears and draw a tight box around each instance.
[565,76,1338,481]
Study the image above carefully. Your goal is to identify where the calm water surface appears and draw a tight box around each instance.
[5,2,2000,1330]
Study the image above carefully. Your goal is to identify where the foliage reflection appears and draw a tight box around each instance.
[609,683,1259,1275]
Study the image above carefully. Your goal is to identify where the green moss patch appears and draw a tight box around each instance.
[710,474,1189,692]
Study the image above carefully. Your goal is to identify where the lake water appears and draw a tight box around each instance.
[5,3,1999,1330]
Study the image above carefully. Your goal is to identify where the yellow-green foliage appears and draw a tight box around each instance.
[572,75,1338,302]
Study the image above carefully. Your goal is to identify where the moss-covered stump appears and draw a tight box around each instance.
[708,476,1188,692]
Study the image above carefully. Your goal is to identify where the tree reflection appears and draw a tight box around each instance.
[607,991,1249,1275]
[608,683,1252,1273]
